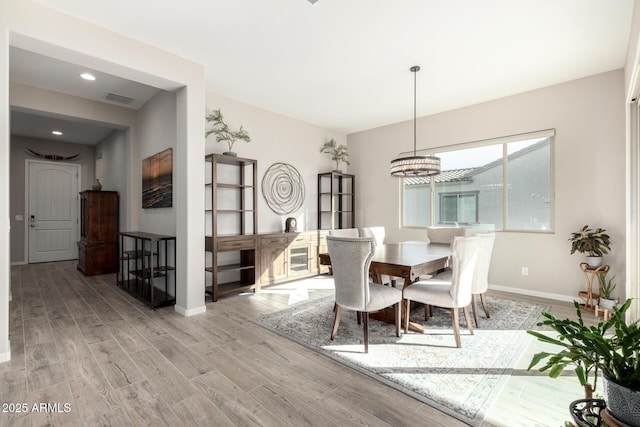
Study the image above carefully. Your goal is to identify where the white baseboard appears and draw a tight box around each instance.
[0,342,10,364]
[489,284,576,304]
[174,304,206,317]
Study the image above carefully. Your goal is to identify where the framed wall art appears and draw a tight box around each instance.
[142,148,173,209]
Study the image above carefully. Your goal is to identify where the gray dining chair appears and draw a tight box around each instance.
[402,235,480,348]
[326,235,403,353]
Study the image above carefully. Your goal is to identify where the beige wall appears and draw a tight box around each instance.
[138,90,177,236]
[349,70,626,302]
[205,93,347,233]
[96,129,129,231]
[1,0,207,365]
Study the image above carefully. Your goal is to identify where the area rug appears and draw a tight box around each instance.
[252,295,548,426]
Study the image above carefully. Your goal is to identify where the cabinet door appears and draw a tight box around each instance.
[288,245,310,277]
[259,244,288,284]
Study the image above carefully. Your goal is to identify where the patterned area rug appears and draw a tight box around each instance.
[252,295,548,426]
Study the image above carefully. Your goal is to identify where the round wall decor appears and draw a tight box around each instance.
[262,162,305,215]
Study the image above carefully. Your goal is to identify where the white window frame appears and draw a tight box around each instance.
[400,129,555,232]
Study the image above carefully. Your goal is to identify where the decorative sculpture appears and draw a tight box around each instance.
[262,162,305,215]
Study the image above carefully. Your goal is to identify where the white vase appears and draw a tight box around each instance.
[585,256,602,268]
[599,298,617,311]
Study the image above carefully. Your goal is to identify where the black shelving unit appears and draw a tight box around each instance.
[117,231,176,309]
[317,171,355,230]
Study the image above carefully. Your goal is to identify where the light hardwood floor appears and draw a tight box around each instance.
[1,260,596,426]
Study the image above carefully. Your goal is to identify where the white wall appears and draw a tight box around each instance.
[349,70,626,302]
[205,93,347,233]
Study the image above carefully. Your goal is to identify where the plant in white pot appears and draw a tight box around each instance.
[597,275,618,311]
[527,299,640,426]
[205,109,251,156]
[569,225,611,268]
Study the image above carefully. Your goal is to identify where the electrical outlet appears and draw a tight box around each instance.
[521,267,529,276]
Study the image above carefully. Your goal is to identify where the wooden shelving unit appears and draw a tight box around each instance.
[317,171,355,230]
[205,154,258,301]
[117,231,176,309]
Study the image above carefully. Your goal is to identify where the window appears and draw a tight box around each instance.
[401,130,554,232]
[439,191,478,224]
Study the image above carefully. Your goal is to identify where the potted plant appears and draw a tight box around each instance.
[569,225,611,268]
[597,274,618,311]
[205,109,251,156]
[527,299,640,426]
[320,138,350,172]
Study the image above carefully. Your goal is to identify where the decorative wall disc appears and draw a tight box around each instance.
[262,162,305,215]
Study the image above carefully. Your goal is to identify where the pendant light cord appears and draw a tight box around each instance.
[411,65,420,157]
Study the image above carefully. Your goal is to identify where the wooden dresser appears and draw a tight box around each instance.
[77,190,119,276]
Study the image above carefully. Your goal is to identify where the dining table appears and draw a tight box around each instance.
[319,240,452,332]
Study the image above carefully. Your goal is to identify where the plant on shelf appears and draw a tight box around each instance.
[569,225,611,268]
[527,299,640,426]
[205,109,251,155]
[320,138,350,172]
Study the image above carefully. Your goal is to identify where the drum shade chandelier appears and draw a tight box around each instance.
[390,66,441,177]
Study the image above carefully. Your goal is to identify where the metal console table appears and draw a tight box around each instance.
[117,231,176,309]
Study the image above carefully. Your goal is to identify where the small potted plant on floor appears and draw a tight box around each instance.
[527,299,640,426]
[597,275,618,311]
[205,109,251,156]
[569,225,611,268]
[320,138,350,172]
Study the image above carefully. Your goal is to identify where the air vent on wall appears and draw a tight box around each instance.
[103,92,135,105]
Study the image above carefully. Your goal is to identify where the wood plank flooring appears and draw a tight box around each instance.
[1,260,596,426]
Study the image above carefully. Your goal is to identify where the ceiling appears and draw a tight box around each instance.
[11,0,635,143]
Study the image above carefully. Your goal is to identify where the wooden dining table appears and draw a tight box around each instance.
[368,241,451,287]
[319,240,452,332]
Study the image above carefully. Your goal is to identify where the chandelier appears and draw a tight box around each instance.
[390,66,441,177]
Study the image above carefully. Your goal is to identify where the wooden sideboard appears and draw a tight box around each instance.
[257,230,329,286]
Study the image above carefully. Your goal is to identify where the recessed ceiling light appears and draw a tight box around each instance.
[51,130,63,136]
[80,72,96,81]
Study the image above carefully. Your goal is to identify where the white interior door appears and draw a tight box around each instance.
[28,161,79,263]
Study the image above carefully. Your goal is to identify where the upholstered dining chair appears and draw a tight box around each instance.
[429,232,496,327]
[359,226,385,246]
[326,236,403,353]
[469,233,496,327]
[328,228,360,238]
[402,235,480,348]
[359,226,406,287]
[426,226,466,245]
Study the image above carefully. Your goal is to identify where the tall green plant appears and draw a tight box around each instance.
[205,109,251,152]
[598,275,616,299]
[320,139,350,171]
[527,299,640,399]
